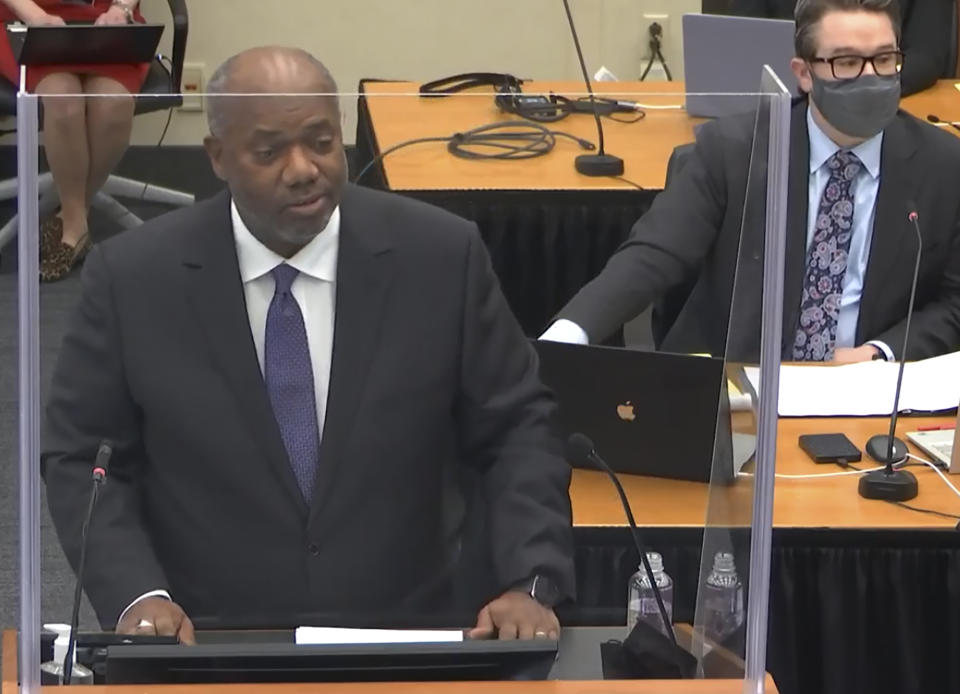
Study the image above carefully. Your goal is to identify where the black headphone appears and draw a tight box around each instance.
[419,72,524,97]
[419,72,569,123]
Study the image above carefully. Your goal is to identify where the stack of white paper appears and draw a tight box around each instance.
[295,626,463,645]
[743,351,960,417]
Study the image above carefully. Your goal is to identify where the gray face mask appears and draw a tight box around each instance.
[809,72,901,139]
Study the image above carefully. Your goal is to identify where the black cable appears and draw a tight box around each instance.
[656,45,674,82]
[640,22,673,81]
[125,54,176,210]
[889,501,960,521]
[612,175,644,190]
[640,51,657,82]
[352,121,596,184]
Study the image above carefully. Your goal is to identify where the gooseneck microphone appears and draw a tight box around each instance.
[63,440,112,684]
[926,114,960,134]
[559,0,625,177]
[566,433,677,647]
[859,206,922,501]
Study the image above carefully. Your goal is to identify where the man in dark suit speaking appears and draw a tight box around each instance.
[543,0,960,362]
[43,47,575,643]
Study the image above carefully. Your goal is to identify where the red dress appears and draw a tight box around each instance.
[0,0,149,93]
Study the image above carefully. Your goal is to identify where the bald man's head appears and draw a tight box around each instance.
[206,47,339,138]
[202,47,347,258]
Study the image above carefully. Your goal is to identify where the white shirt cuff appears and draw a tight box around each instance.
[866,340,895,362]
[118,589,172,625]
[539,320,589,345]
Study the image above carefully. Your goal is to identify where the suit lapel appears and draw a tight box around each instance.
[309,186,396,521]
[780,101,812,357]
[182,192,308,517]
[857,114,919,343]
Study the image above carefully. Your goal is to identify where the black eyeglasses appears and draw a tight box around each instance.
[809,51,903,80]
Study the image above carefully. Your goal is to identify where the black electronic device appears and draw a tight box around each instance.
[859,205,923,502]
[103,639,557,684]
[6,22,163,66]
[798,433,862,464]
[533,341,754,483]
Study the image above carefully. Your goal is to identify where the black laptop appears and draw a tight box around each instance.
[534,341,754,483]
[6,22,164,66]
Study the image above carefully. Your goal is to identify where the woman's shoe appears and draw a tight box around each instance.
[40,233,91,283]
[39,215,64,257]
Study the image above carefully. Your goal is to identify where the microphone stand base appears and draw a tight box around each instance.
[858,467,918,501]
[575,153,625,176]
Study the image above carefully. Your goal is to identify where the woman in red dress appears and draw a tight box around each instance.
[0,0,150,281]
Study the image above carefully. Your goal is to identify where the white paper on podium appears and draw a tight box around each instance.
[743,351,960,417]
[295,626,464,646]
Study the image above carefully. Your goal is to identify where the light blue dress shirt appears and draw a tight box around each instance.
[542,109,893,358]
[805,109,890,358]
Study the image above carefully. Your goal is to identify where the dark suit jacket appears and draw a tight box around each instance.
[727,0,956,96]
[42,184,575,628]
[558,100,960,360]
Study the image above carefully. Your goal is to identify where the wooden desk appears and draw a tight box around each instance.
[572,414,959,529]
[1,630,778,694]
[362,80,960,192]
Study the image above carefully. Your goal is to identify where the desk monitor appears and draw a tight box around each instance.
[682,13,797,118]
[534,341,754,483]
[6,23,164,66]
[104,640,557,684]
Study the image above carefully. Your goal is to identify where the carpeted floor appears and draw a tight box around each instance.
[0,263,100,665]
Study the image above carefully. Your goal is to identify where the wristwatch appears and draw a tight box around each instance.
[111,0,135,23]
[514,575,563,607]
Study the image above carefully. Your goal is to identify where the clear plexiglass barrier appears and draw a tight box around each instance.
[10,11,789,691]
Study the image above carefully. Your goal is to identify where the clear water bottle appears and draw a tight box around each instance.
[627,551,673,636]
[40,623,93,685]
[702,552,744,644]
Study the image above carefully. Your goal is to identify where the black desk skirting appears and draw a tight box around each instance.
[572,526,960,694]
[355,85,653,336]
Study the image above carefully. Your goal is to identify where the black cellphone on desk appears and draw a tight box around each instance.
[798,433,862,464]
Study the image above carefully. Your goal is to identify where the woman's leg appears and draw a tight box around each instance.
[82,75,135,205]
[35,72,89,246]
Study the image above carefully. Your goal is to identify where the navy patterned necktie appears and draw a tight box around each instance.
[793,150,863,361]
[264,264,320,503]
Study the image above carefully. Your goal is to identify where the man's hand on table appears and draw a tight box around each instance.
[832,345,884,363]
[116,596,196,644]
[467,590,560,641]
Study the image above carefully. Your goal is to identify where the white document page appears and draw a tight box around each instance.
[295,626,464,646]
[743,351,960,417]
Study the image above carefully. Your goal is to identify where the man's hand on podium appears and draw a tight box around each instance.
[116,596,196,645]
[466,591,560,641]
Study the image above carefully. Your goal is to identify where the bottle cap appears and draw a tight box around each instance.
[641,551,664,573]
[43,623,72,664]
[713,552,736,573]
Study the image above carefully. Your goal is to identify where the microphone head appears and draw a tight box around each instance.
[565,433,596,466]
[906,201,918,223]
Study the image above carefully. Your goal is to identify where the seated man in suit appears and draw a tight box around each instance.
[43,46,575,643]
[543,0,960,362]
[723,0,957,96]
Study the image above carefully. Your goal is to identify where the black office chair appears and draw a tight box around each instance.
[0,0,190,251]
